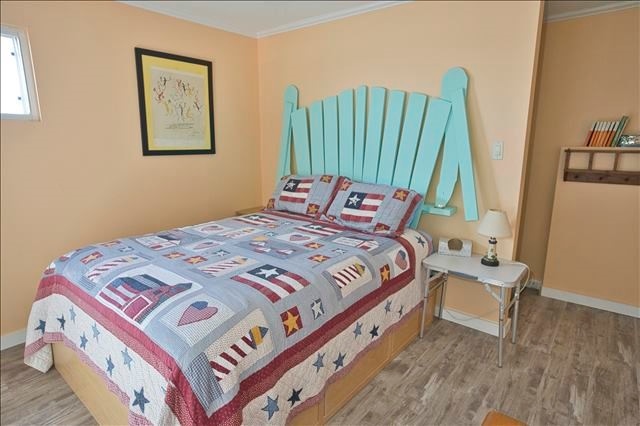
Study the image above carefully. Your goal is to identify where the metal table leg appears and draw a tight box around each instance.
[512,282,521,344]
[419,266,432,338]
[438,275,447,319]
[498,286,505,368]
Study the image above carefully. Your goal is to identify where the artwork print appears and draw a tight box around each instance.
[135,48,215,155]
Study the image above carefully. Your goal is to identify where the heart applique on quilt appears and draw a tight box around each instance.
[178,301,218,326]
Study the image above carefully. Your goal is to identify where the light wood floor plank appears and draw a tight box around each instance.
[2,290,638,425]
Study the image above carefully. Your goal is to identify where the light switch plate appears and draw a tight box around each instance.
[492,141,504,160]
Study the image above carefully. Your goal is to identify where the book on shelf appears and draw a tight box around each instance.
[584,116,629,147]
[612,116,629,146]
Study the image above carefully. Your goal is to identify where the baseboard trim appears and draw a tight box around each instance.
[436,307,511,337]
[1,329,26,351]
[541,287,640,318]
[527,279,542,292]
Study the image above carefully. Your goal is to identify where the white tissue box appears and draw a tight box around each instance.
[438,237,472,257]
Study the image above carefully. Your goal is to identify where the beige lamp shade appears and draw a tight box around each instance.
[477,209,512,238]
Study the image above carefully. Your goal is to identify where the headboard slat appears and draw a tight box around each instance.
[353,86,367,181]
[323,97,339,175]
[449,88,478,221]
[309,101,325,174]
[362,87,386,182]
[410,98,451,195]
[338,89,354,177]
[291,108,312,175]
[392,92,427,188]
[276,85,299,181]
[434,68,478,220]
[377,90,406,185]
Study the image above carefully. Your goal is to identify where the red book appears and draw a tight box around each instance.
[585,121,597,146]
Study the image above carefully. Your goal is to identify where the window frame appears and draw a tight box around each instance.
[1,24,40,121]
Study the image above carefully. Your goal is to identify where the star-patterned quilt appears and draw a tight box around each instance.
[24,211,432,425]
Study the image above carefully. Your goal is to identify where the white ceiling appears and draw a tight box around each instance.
[120,1,407,38]
[120,1,639,38]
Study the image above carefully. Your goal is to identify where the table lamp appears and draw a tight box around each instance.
[477,209,512,267]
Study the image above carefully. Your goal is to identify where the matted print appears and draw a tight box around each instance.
[135,48,215,156]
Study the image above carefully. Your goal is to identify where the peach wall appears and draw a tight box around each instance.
[543,149,639,308]
[517,7,640,280]
[257,1,542,319]
[0,1,261,335]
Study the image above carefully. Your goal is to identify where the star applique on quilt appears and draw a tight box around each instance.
[380,264,391,282]
[132,387,150,413]
[288,388,303,406]
[333,352,346,370]
[262,395,279,420]
[281,307,303,337]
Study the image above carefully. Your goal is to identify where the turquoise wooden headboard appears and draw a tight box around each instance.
[276,67,478,227]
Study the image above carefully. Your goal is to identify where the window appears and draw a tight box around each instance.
[1,25,39,120]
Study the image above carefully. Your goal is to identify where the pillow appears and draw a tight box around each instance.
[266,174,340,217]
[322,178,423,236]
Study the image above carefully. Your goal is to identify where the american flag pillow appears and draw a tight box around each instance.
[266,174,340,217]
[323,178,423,236]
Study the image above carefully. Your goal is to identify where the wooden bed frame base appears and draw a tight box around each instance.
[53,295,437,425]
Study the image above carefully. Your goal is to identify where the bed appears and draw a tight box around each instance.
[24,66,477,425]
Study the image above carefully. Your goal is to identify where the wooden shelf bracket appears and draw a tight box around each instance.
[563,148,640,185]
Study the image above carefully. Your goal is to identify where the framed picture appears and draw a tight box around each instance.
[134,47,215,155]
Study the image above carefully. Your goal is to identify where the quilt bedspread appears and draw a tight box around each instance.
[24,211,432,425]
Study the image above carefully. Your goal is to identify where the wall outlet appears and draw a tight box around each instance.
[492,141,504,160]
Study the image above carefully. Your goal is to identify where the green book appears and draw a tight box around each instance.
[612,116,629,147]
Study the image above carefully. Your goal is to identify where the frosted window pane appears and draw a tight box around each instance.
[1,34,31,115]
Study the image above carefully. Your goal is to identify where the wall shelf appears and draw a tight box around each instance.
[563,148,640,186]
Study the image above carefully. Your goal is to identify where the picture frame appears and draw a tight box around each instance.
[134,47,215,156]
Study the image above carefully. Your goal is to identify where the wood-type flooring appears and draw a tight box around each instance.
[2,290,638,425]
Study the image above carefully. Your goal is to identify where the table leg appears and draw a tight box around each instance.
[438,275,447,319]
[511,282,520,344]
[420,266,432,338]
[498,286,505,368]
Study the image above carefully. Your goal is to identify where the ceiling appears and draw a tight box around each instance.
[120,1,406,38]
[120,1,639,38]
[544,0,638,22]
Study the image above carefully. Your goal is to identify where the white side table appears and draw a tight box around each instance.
[419,253,528,367]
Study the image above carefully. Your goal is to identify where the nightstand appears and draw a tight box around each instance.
[419,253,529,367]
[235,206,264,216]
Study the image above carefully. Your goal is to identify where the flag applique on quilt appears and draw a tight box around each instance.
[198,256,257,277]
[209,325,269,382]
[340,192,385,223]
[279,178,313,204]
[327,257,373,297]
[332,263,366,288]
[231,265,310,302]
[295,223,342,237]
[85,255,146,284]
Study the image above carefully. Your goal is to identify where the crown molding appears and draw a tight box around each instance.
[256,1,411,38]
[545,1,639,23]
